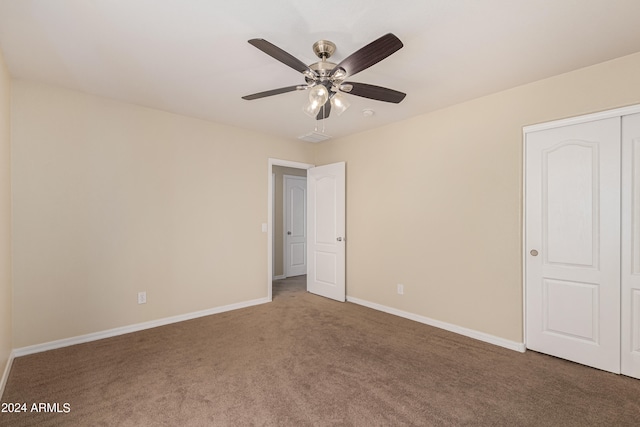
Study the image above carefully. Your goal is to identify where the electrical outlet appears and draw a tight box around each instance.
[138,291,147,304]
[397,284,404,295]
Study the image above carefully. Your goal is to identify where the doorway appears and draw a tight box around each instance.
[267,159,314,301]
[267,159,347,303]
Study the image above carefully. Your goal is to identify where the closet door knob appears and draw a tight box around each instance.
[530,249,539,256]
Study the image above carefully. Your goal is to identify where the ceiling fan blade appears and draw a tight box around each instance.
[316,99,331,120]
[242,85,304,100]
[344,82,406,103]
[248,39,315,76]
[331,33,403,78]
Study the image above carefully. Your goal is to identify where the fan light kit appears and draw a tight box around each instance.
[242,33,406,121]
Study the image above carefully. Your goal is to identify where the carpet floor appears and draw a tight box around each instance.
[2,276,640,426]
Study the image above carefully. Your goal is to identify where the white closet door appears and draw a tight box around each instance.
[622,112,640,379]
[525,117,621,373]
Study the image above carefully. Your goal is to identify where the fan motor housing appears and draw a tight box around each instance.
[307,40,338,83]
[309,61,336,77]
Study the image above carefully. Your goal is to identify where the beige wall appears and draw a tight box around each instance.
[272,166,307,277]
[0,50,12,383]
[314,52,640,343]
[9,51,640,350]
[11,81,314,348]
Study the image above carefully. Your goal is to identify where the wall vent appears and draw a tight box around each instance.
[298,131,331,143]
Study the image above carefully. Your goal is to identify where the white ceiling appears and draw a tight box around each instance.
[1,0,640,142]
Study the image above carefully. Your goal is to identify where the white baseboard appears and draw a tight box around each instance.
[347,296,525,353]
[273,275,286,280]
[1,350,15,399]
[13,297,270,358]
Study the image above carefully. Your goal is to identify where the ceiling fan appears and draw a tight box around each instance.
[242,33,406,120]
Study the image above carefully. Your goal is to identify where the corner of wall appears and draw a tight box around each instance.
[0,47,13,400]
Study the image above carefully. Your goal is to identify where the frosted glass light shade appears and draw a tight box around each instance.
[303,85,329,118]
[330,92,350,116]
[309,85,328,105]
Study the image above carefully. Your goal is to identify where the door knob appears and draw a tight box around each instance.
[287,231,291,235]
[336,237,342,241]
[530,249,539,256]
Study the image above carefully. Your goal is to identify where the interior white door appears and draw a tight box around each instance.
[284,175,307,277]
[307,162,345,302]
[525,117,621,373]
[622,112,640,379]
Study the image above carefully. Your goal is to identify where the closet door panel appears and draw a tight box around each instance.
[622,112,640,379]
[526,117,621,373]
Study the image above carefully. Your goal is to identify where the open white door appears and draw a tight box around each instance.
[525,118,621,373]
[622,112,640,379]
[307,162,345,302]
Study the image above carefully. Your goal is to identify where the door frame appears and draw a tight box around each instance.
[522,103,640,349]
[267,158,314,301]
